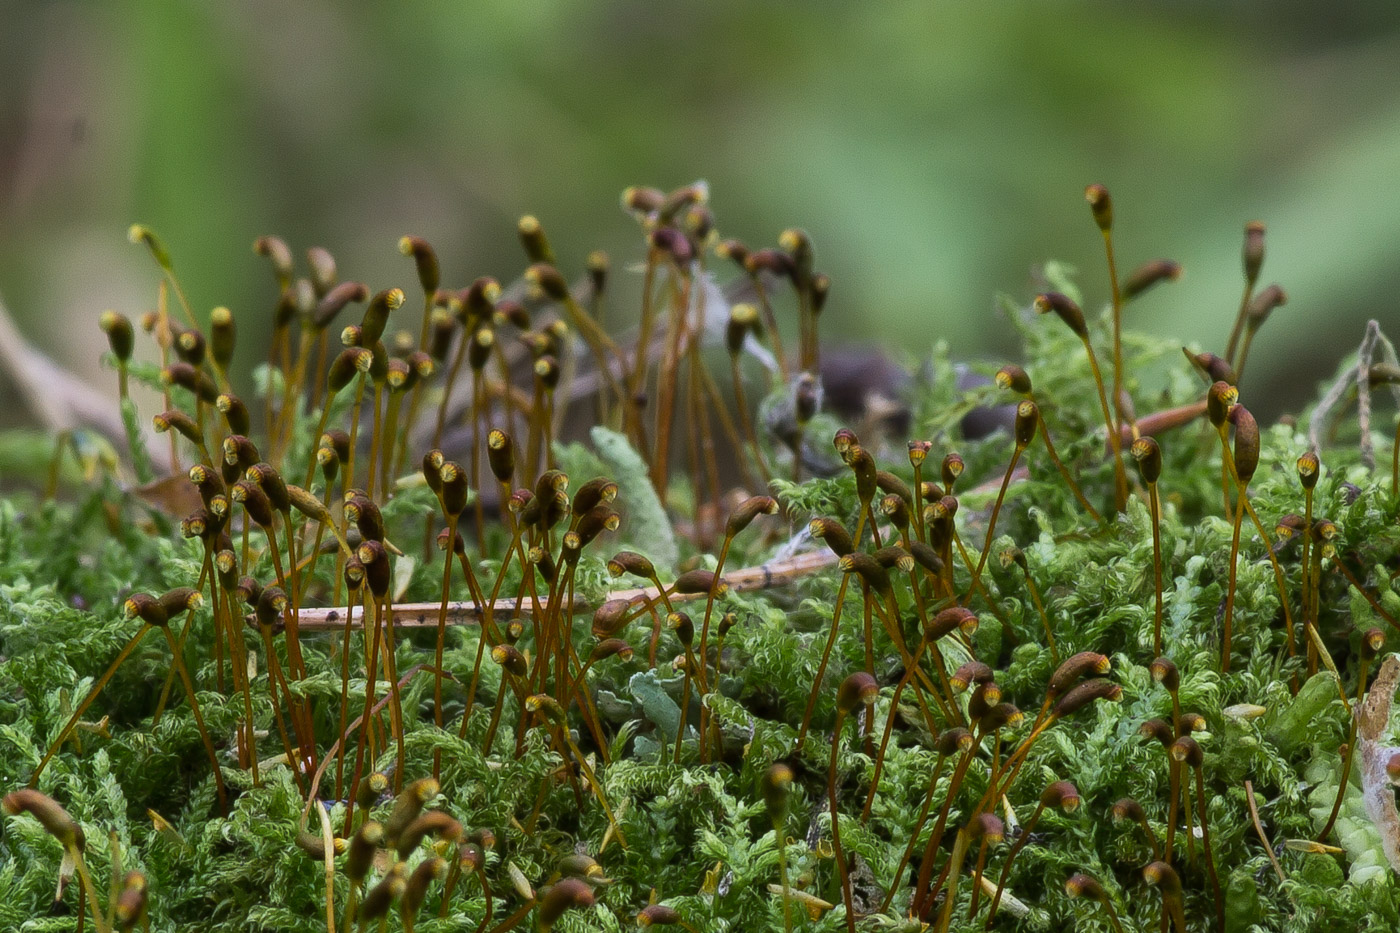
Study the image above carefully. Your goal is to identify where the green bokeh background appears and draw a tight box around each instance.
[3,1,1399,426]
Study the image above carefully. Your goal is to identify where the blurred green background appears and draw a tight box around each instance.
[3,0,1400,429]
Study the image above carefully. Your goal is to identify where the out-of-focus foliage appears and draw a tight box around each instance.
[3,1,1400,427]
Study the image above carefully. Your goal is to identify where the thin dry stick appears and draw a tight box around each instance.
[291,550,837,632]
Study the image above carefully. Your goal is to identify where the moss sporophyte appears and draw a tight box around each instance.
[4,184,1400,931]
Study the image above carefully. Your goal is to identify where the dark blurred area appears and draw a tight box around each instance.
[3,0,1400,434]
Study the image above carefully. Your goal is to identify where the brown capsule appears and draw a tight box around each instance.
[968,681,1002,720]
[875,471,913,508]
[517,215,555,265]
[1052,678,1121,717]
[873,545,914,573]
[324,432,351,472]
[881,494,910,531]
[726,495,778,538]
[745,247,795,279]
[967,811,1006,843]
[668,611,695,648]
[1065,872,1105,900]
[1183,349,1238,386]
[358,288,404,349]
[162,362,218,404]
[398,235,440,295]
[403,856,446,920]
[212,394,249,437]
[907,439,932,467]
[1297,450,1320,490]
[1130,436,1162,485]
[396,810,463,859]
[246,462,289,514]
[274,286,301,330]
[607,552,654,579]
[295,829,346,859]
[1047,652,1111,699]
[1084,184,1113,232]
[995,364,1032,395]
[832,428,859,458]
[231,480,274,528]
[344,495,385,542]
[304,246,337,297]
[327,347,373,395]
[468,328,495,371]
[715,237,750,269]
[346,821,385,885]
[949,660,993,692]
[255,586,288,631]
[3,789,84,851]
[847,445,877,503]
[937,728,974,756]
[1362,627,1386,662]
[1014,400,1039,447]
[1176,712,1206,735]
[181,510,208,539]
[572,506,621,551]
[525,263,570,303]
[1142,860,1182,894]
[123,592,168,626]
[927,606,978,643]
[673,568,725,596]
[1229,404,1260,484]
[1243,221,1266,282]
[487,430,514,485]
[726,303,761,356]
[1042,780,1081,812]
[760,762,794,819]
[839,552,890,594]
[535,355,561,390]
[1149,657,1180,692]
[1207,381,1237,428]
[383,778,440,848]
[572,477,619,517]
[1034,292,1087,339]
[809,517,853,558]
[1122,259,1183,301]
[908,540,944,577]
[837,672,879,713]
[625,186,667,216]
[1111,797,1145,823]
[1387,752,1400,783]
[492,644,528,679]
[385,358,411,393]
[356,540,391,598]
[778,228,814,288]
[590,638,634,664]
[460,277,501,327]
[175,327,206,367]
[158,587,201,620]
[252,234,292,288]
[942,452,965,488]
[638,904,683,926]
[152,409,203,447]
[1274,512,1305,543]
[439,461,470,517]
[980,703,1024,732]
[1246,284,1287,330]
[539,877,595,929]
[356,772,389,809]
[99,310,135,363]
[312,281,370,332]
[359,865,407,921]
[1139,718,1174,748]
[114,870,148,929]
